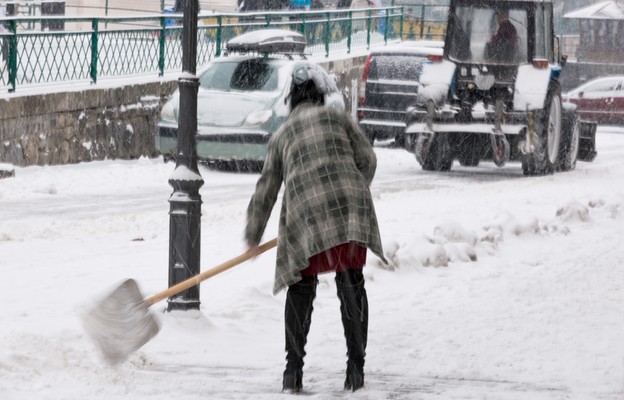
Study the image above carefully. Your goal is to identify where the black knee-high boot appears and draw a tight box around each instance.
[283,275,318,392]
[336,269,368,391]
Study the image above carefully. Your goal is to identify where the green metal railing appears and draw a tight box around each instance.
[0,6,446,93]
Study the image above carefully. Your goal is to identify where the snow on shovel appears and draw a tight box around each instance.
[82,238,277,365]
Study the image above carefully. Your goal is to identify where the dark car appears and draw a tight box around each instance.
[563,76,624,126]
[356,41,443,146]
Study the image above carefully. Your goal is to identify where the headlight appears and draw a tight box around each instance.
[160,99,177,123]
[243,110,273,127]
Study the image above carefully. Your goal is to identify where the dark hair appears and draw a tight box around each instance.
[290,80,324,110]
[496,9,509,17]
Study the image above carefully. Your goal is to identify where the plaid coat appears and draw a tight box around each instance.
[245,104,386,294]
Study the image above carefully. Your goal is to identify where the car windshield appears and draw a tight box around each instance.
[447,6,528,65]
[199,59,280,92]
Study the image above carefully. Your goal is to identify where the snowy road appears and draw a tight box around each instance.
[0,127,623,399]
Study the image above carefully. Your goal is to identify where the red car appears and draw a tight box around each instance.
[563,76,624,125]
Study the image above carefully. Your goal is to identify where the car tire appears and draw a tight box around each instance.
[367,131,376,146]
[417,132,453,171]
[522,84,562,176]
[394,134,405,149]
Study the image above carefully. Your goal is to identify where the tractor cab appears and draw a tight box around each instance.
[404,0,596,176]
[444,0,557,113]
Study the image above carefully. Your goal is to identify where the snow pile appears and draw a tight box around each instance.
[0,162,15,179]
[379,198,618,272]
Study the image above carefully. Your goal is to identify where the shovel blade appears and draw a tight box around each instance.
[81,279,160,365]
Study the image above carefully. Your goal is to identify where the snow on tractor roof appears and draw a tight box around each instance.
[226,29,307,55]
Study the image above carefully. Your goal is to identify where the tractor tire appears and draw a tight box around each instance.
[394,134,406,149]
[458,152,480,167]
[457,134,481,167]
[557,112,580,172]
[417,133,453,171]
[522,84,562,176]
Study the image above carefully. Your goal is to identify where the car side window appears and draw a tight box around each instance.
[585,80,619,94]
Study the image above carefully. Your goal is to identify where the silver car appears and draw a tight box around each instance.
[156,30,345,172]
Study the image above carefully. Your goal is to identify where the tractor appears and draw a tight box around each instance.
[404,0,597,175]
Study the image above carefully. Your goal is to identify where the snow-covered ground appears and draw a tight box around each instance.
[0,126,623,399]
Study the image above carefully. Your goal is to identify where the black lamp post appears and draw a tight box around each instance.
[167,0,204,312]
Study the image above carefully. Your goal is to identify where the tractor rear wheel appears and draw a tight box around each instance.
[522,84,562,176]
[557,112,580,172]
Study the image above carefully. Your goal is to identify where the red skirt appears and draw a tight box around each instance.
[301,242,367,276]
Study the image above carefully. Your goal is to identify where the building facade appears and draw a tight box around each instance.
[564,1,624,64]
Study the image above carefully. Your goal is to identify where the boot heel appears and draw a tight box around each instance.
[345,371,364,391]
[283,369,303,393]
[344,362,364,391]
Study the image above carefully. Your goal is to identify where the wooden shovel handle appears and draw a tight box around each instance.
[144,237,277,306]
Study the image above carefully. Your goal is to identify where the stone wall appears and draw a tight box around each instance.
[0,55,367,167]
[0,81,178,167]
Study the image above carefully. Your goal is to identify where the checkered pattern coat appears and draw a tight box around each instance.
[245,104,386,294]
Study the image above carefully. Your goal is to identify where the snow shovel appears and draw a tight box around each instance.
[81,237,277,365]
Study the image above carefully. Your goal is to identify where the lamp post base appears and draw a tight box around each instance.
[167,297,201,311]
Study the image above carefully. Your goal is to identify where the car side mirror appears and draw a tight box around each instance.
[578,91,584,98]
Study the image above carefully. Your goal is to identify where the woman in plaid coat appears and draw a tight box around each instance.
[245,81,386,393]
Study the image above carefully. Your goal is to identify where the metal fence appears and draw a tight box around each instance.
[0,5,447,93]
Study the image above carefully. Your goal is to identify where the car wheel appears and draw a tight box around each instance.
[417,132,453,171]
[367,131,376,146]
[394,134,405,149]
[522,84,562,176]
